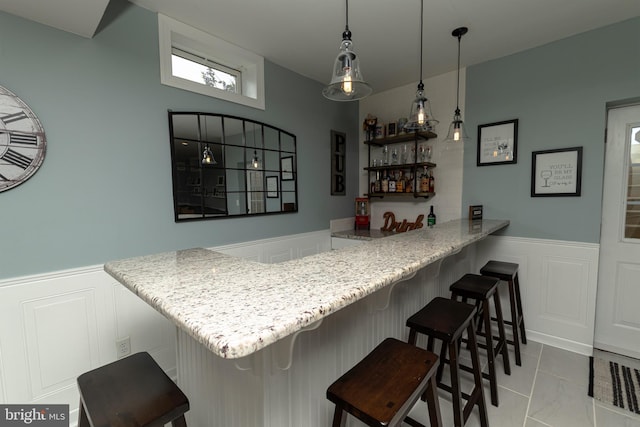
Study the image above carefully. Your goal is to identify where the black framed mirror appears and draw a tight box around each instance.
[168,112,298,221]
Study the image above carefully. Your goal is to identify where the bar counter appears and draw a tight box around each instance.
[105,219,507,359]
[104,218,508,426]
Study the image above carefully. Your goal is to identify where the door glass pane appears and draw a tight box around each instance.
[625,126,640,239]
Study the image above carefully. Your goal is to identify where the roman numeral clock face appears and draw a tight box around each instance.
[0,85,46,192]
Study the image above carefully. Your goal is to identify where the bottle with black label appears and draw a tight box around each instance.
[388,170,396,193]
[427,205,436,227]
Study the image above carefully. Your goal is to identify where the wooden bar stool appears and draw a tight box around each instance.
[480,260,527,366]
[406,297,488,427]
[77,352,189,427]
[327,337,442,427]
[449,273,511,407]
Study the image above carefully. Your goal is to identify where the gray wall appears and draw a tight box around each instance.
[0,3,359,279]
[463,17,640,243]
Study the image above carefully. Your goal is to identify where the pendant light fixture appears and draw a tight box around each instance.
[404,0,437,132]
[202,144,216,165]
[322,0,372,101]
[251,150,260,169]
[250,125,261,169]
[445,27,469,142]
[200,117,217,165]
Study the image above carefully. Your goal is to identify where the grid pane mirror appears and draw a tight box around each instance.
[168,112,297,221]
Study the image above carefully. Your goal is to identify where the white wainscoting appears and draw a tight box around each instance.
[475,235,600,356]
[0,230,331,426]
[0,266,177,426]
[0,231,599,426]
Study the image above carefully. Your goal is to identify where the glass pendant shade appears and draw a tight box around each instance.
[446,110,469,142]
[405,83,438,132]
[251,150,260,169]
[202,145,216,165]
[322,0,371,102]
[323,32,372,101]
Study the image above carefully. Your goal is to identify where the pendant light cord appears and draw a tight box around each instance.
[451,27,467,115]
[345,0,349,30]
[419,0,424,85]
[455,32,461,114]
[342,0,351,39]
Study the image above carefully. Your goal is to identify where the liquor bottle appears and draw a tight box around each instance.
[427,205,436,227]
[396,171,404,192]
[381,170,389,193]
[405,172,413,193]
[428,170,435,193]
[388,170,397,193]
[374,171,381,193]
[420,167,429,193]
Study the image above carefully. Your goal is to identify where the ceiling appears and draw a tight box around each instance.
[1,0,638,93]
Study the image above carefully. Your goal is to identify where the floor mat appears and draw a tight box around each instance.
[589,352,640,414]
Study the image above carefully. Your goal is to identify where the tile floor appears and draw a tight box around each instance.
[406,339,640,427]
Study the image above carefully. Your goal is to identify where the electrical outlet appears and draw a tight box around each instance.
[116,337,131,359]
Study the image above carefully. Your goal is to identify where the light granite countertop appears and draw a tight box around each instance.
[104,218,508,359]
[331,228,397,240]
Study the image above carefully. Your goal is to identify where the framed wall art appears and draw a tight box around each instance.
[266,176,278,198]
[477,119,518,166]
[531,146,583,197]
[386,122,397,137]
[330,130,346,195]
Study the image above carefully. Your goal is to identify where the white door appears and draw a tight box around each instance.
[594,104,640,358]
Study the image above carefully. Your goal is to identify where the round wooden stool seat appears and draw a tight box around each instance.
[449,273,511,407]
[327,337,443,427]
[77,352,189,427]
[406,297,488,427]
[480,260,527,366]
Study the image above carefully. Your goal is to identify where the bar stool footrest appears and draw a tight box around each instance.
[404,416,427,427]
[437,382,473,403]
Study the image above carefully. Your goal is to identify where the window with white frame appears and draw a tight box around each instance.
[158,14,265,110]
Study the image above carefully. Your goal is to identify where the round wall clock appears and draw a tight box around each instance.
[0,85,46,193]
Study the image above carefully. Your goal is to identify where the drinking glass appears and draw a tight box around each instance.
[382,145,389,165]
[391,148,398,164]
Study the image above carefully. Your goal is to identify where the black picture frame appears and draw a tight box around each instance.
[330,130,346,195]
[531,147,583,197]
[477,119,518,166]
[386,122,397,137]
[266,176,278,198]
